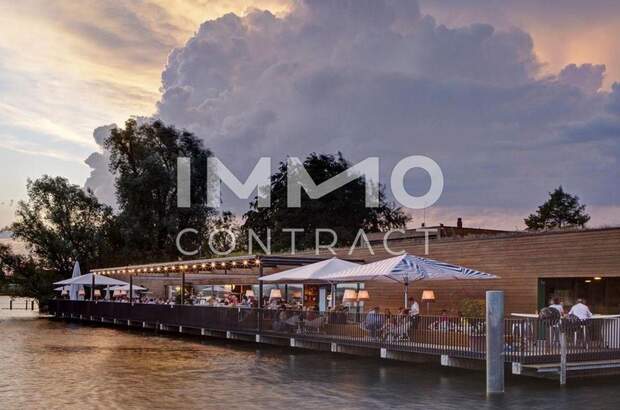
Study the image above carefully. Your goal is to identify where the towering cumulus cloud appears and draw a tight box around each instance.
[87,0,619,227]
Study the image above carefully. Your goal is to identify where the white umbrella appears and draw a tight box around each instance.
[259,257,360,284]
[110,284,147,291]
[55,272,128,286]
[260,257,361,309]
[318,253,498,307]
[54,286,70,292]
[69,261,81,301]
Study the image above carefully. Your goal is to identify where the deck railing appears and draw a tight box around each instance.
[505,317,620,363]
[50,301,620,364]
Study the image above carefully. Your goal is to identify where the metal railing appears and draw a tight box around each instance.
[50,300,486,359]
[50,301,620,364]
[505,317,620,363]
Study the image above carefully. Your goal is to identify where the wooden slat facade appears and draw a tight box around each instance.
[324,227,620,314]
[109,227,620,315]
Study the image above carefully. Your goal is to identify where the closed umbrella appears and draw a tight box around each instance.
[69,261,81,301]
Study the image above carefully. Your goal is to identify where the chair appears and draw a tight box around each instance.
[539,307,561,347]
[303,315,326,333]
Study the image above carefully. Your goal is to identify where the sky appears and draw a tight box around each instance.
[0,0,619,230]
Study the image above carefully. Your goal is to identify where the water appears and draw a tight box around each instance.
[1,297,619,409]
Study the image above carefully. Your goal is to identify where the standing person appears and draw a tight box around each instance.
[408,297,420,332]
[569,299,593,320]
[408,297,420,316]
[549,297,564,316]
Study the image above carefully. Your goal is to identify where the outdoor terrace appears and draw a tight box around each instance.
[50,300,620,381]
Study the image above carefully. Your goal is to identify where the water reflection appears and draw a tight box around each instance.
[1,301,619,409]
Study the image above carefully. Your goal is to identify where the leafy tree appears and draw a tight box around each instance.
[525,186,590,230]
[0,245,61,302]
[10,176,115,276]
[0,244,12,291]
[243,152,409,252]
[105,119,215,262]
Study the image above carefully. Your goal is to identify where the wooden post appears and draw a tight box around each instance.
[486,291,505,394]
[560,331,567,385]
[258,262,264,308]
[181,271,185,305]
[91,274,95,301]
[129,275,133,305]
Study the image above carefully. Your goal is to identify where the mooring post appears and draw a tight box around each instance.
[560,331,567,385]
[486,290,504,394]
[9,298,13,310]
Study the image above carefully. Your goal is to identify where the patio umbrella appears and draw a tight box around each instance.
[317,253,498,307]
[260,257,361,309]
[110,284,147,291]
[55,272,128,287]
[69,261,81,301]
[259,257,360,284]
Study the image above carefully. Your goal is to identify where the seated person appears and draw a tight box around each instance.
[364,307,384,338]
[548,297,564,316]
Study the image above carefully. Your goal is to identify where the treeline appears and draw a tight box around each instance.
[0,119,407,301]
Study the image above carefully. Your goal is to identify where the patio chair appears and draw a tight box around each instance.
[382,318,411,342]
[303,315,326,333]
[561,314,590,348]
[539,307,561,347]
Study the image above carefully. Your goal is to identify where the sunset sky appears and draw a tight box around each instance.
[1,0,619,229]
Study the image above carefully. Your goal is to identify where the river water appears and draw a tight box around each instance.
[1,297,619,409]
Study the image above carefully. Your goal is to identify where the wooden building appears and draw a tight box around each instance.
[337,227,620,315]
[99,227,620,315]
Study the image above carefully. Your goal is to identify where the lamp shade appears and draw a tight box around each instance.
[245,289,255,298]
[292,290,302,299]
[78,288,86,296]
[357,290,370,302]
[93,289,101,297]
[61,289,69,296]
[421,290,435,301]
[113,289,122,297]
[270,289,282,299]
[343,289,358,302]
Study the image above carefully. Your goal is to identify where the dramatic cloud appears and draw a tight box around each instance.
[84,0,619,228]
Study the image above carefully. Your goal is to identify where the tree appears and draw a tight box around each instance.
[243,152,409,252]
[524,186,590,230]
[10,176,115,276]
[105,119,215,262]
[0,245,61,302]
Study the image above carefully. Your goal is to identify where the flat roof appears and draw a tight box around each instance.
[92,254,364,275]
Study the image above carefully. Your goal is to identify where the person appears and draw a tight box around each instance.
[549,297,564,316]
[568,298,593,320]
[408,297,420,332]
[364,307,384,339]
[408,297,420,316]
